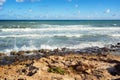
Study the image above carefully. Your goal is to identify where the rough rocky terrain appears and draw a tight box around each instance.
[0,43,120,80]
[0,52,120,80]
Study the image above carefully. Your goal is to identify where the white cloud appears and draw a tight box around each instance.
[28,9,32,12]
[0,0,6,2]
[78,10,80,14]
[0,2,3,5]
[8,9,12,13]
[0,0,6,6]
[16,0,24,2]
[75,4,79,8]
[68,0,72,2]
[105,9,110,13]
[30,0,40,2]
[16,0,40,2]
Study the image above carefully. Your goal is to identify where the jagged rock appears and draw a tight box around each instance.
[25,50,32,54]
[114,78,120,80]
[48,62,65,68]
[0,47,120,80]
[17,51,25,56]
[114,64,120,75]
[27,69,37,76]
[101,47,109,52]
[10,51,25,56]
[18,78,26,80]
[53,48,60,53]
[85,69,92,74]
[115,64,120,71]
[62,76,75,80]
[62,48,67,51]
[75,61,94,74]
[74,75,82,80]
[10,51,17,55]
[39,49,50,54]
[76,65,86,72]
[0,53,6,57]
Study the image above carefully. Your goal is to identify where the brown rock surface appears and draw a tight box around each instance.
[0,53,120,80]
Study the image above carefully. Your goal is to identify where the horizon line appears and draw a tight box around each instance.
[0,19,120,21]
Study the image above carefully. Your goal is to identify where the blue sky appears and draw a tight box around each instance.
[0,0,120,20]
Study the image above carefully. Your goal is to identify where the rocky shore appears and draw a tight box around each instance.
[0,43,120,80]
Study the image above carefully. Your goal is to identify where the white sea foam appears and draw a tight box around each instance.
[111,34,120,37]
[3,42,105,53]
[1,25,120,32]
[0,24,120,53]
[40,45,58,50]
[68,42,105,49]
[0,34,44,38]
[0,34,83,38]
[0,33,120,38]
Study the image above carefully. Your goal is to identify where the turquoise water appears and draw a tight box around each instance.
[0,20,120,52]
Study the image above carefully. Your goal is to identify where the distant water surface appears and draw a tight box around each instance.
[0,20,120,52]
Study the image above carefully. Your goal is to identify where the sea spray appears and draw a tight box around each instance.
[0,20,120,53]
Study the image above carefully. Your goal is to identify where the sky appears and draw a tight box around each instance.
[0,0,120,20]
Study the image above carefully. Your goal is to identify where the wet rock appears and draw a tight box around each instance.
[18,65,39,76]
[114,64,120,75]
[27,68,38,76]
[39,49,51,55]
[101,47,109,52]
[10,51,25,56]
[17,51,25,56]
[10,51,17,55]
[32,50,39,53]
[110,44,115,48]
[117,43,120,45]
[18,69,27,75]
[53,48,61,53]
[76,47,104,54]
[116,43,120,47]
[39,49,45,53]
[0,53,6,58]
[107,63,120,76]
[115,64,120,71]
[27,66,39,76]
[62,48,67,51]
[25,50,32,54]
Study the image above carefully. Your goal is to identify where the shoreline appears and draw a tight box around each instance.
[1,42,120,55]
[0,52,120,80]
[0,43,120,80]
[0,43,120,65]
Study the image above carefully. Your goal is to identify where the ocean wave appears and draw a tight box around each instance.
[3,42,105,53]
[0,34,83,38]
[1,26,120,32]
[111,34,120,37]
[0,34,119,38]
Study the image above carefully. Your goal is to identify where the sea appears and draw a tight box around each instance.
[0,20,120,53]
